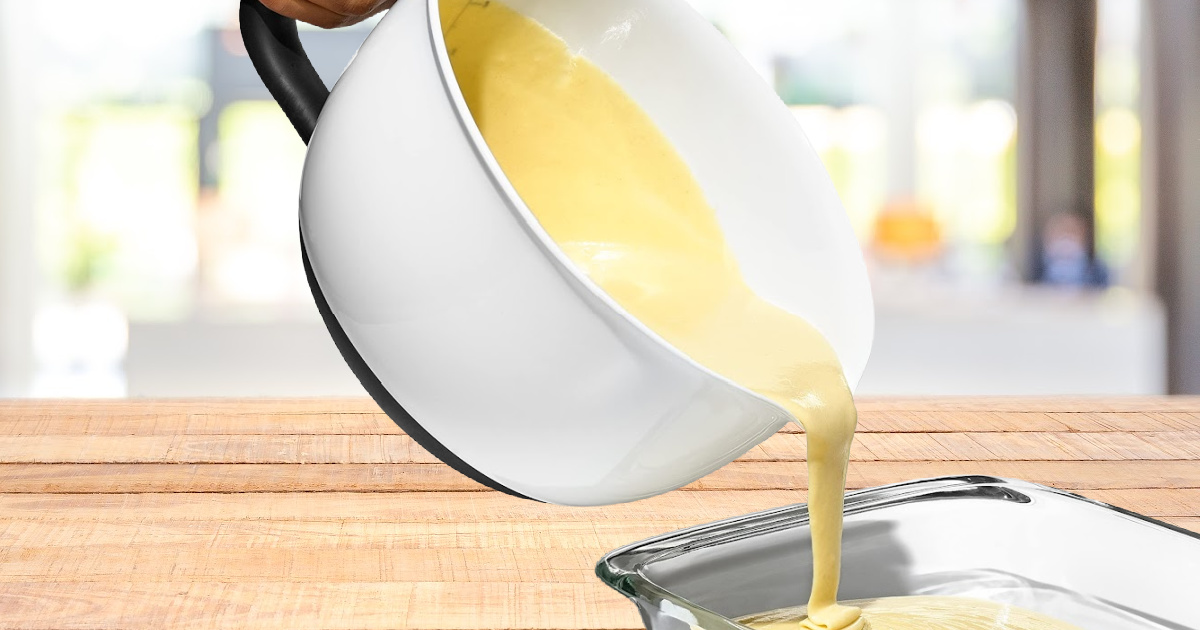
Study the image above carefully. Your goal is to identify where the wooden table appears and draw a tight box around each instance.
[1,397,1198,629]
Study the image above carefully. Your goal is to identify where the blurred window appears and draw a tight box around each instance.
[695,0,1020,283]
[39,105,199,319]
[1094,0,1141,280]
[202,101,308,312]
[19,0,1149,395]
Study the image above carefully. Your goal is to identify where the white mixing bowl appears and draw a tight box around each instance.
[255,0,873,506]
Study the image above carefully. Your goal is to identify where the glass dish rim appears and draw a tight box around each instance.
[595,475,1200,630]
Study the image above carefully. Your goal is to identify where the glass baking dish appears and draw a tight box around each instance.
[597,476,1200,630]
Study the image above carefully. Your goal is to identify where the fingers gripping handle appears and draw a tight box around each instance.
[239,0,330,145]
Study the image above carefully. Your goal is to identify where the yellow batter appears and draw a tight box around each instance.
[440,2,1075,629]
[739,597,1080,630]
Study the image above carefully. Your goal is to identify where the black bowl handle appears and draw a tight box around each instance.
[239,0,329,145]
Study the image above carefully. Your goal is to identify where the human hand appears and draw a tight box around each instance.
[259,0,398,28]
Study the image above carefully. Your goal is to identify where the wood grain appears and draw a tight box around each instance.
[2,488,1197,523]
[0,546,605,583]
[0,582,639,630]
[4,431,1198,464]
[2,460,1199,494]
[4,407,1199,437]
[0,397,1196,630]
[0,520,698,550]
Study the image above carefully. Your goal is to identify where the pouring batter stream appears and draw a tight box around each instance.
[440,2,1077,629]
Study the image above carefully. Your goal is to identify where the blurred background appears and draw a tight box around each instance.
[0,0,1197,398]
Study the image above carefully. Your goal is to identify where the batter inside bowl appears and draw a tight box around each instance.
[441,2,1077,628]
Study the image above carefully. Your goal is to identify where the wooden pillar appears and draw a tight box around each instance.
[1014,0,1098,282]
[1147,0,1200,394]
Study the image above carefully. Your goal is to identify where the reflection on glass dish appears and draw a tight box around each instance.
[597,476,1200,630]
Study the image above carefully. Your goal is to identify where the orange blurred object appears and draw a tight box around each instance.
[871,198,943,262]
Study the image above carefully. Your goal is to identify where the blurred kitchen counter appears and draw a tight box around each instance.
[123,285,1166,398]
[859,281,1166,396]
[0,396,1196,629]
